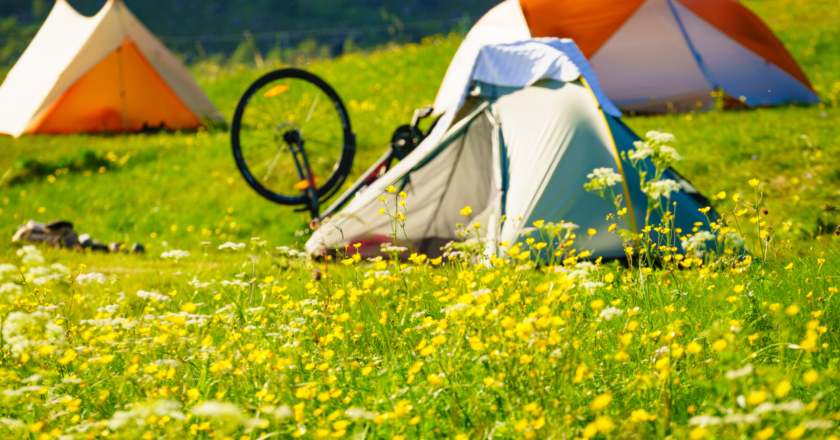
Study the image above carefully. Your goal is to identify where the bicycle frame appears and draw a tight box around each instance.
[312,106,436,225]
[317,147,397,221]
[284,130,321,220]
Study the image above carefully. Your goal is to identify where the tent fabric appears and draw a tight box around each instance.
[31,40,200,133]
[432,0,531,117]
[519,0,646,58]
[588,0,714,112]
[430,39,618,151]
[0,0,223,137]
[437,0,818,113]
[307,39,715,260]
[676,0,811,89]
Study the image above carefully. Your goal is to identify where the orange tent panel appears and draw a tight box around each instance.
[519,0,647,57]
[30,39,200,134]
[675,0,812,89]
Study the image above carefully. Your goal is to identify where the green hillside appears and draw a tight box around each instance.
[0,0,490,67]
[0,0,838,257]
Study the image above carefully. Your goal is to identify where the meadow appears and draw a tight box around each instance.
[1,0,839,438]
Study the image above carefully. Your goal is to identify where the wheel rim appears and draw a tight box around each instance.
[234,72,350,204]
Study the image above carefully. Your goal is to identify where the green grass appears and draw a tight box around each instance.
[0,1,840,439]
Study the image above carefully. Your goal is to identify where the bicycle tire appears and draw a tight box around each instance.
[231,68,355,206]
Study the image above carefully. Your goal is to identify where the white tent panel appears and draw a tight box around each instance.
[495,81,639,258]
[0,0,223,137]
[307,38,717,260]
[0,2,120,136]
[673,2,820,106]
[432,0,531,116]
[308,102,492,256]
[427,39,618,154]
[590,0,713,112]
[410,112,497,247]
[117,4,223,119]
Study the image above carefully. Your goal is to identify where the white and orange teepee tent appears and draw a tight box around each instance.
[0,0,224,137]
[436,0,819,114]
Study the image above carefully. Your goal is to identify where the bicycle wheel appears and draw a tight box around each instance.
[232,69,354,206]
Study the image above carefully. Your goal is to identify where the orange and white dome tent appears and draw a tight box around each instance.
[435,0,819,114]
[0,0,224,138]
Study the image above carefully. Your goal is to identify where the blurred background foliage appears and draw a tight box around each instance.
[0,0,492,70]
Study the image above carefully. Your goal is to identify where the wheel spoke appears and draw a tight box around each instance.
[262,151,283,182]
[233,70,352,205]
[305,92,320,125]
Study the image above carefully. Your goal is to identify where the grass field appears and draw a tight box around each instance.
[1,0,839,439]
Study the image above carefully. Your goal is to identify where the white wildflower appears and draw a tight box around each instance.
[29,265,66,285]
[726,232,745,249]
[345,407,376,420]
[752,400,806,415]
[682,230,716,255]
[218,242,246,251]
[803,420,834,430]
[189,277,211,288]
[381,245,408,254]
[0,264,19,279]
[1,310,66,357]
[221,280,249,287]
[629,141,655,160]
[0,282,23,295]
[4,385,44,396]
[441,303,470,314]
[106,400,185,429]
[190,401,243,418]
[688,415,723,426]
[0,418,24,429]
[97,304,121,315]
[471,288,491,299]
[76,272,108,284]
[582,281,604,292]
[586,167,623,189]
[21,374,42,383]
[161,250,191,260]
[725,364,753,379]
[598,307,623,321]
[722,413,759,424]
[16,245,45,265]
[271,405,293,419]
[51,263,69,274]
[646,131,676,144]
[658,145,682,161]
[642,179,682,200]
[136,290,171,302]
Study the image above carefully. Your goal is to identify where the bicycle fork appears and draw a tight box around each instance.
[284,130,320,220]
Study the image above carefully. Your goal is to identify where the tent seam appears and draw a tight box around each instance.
[665,0,718,91]
[419,116,476,254]
[580,77,639,235]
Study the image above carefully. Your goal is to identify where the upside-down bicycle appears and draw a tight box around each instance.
[231,68,436,226]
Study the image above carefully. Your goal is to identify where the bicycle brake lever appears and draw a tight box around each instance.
[410,105,434,129]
